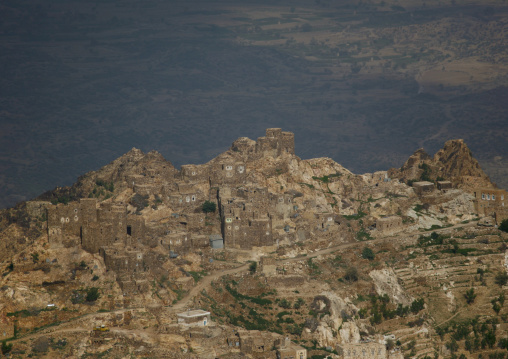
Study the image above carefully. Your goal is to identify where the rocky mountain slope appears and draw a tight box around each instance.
[389,139,495,191]
[0,129,507,359]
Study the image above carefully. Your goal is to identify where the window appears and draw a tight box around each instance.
[238,166,244,173]
[226,218,232,223]
[191,195,196,201]
[186,196,190,202]
[226,165,233,170]
[191,171,196,176]
[493,195,496,200]
[482,194,485,199]
[502,195,505,200]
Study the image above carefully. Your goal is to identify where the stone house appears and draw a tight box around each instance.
[275,337,307,359]
[376,216,403,233]
[437,180,452,191]
[337,341,386,359]
[474,188,508,223]
[255,128,295,158]
[412,181,435,196]
[177,310,211,327]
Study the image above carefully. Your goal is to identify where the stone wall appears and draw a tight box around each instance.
[337,342,386,359]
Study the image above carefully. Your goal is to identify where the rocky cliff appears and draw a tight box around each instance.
[389,139,494,191]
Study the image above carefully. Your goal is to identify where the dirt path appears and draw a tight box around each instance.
[171,262,250,311]
[8,222,477,343]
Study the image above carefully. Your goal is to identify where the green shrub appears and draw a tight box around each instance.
[464,288,476,304]
[362,247,375,261]
[1,341,13,355]
[202,201,216,213]
[500,219,508,233]
[86,287,100,302]
[344,267,359,282]
[495,272,508,287]
[249,262,257,274]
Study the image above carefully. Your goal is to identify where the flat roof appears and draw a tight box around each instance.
[413,181,434,186]
[177,310,210,318]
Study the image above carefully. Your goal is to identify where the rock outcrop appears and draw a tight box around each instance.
[390,139,494,192]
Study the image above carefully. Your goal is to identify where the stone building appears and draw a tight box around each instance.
[275,337,307,359]
[177,310,211,327]
[218,188,274,249]
[376,216,403,234]
[474,188,508,223]
[47,199,145,253]
[255,128,295,158]
[412,181,435,196]
[337,341,386,359]
[437,181,452,191]
[26,200,51,218]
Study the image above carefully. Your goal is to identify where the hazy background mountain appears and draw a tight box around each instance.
[1,0,507,208]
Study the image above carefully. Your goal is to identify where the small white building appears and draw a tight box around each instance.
[177,309,211,327]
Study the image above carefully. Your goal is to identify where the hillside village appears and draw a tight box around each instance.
[1,129,508,358]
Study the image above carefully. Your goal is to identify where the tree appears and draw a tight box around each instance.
[344,267,359,282]
[86,287,100,302]
[249,261,257,274]
[201,200,216,213]
[362,247,375,261]
[495,272,508,287]
[411,298,425,314]
[465,288,477,304]
[446,338,459,354]
[499,219,508,233]
[1,341,13,355]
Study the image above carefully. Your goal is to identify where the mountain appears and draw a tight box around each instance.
[0,129,507,359]
[389,139,495,191]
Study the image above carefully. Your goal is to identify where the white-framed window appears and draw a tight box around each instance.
[225,165,233,170]
[226,218,233,223]
[482,193,485,200]
[502,195,505,200]
[191,171,196,176]
[237,166,244,173]
[186,196,190,202]
[191,195,196,202]
[328,217,333,222]
[493,195,496,200]
[65,217,69,223]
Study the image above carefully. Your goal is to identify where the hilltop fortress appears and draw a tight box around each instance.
[40,128,506,295]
